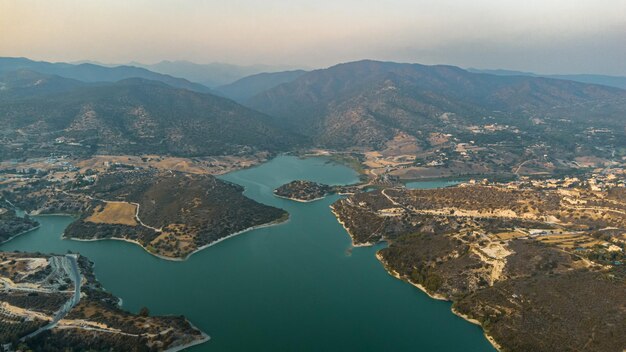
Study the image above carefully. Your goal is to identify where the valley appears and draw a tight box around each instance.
[1,156,498,352]
[1,57,625,351]
[4,0,626,349]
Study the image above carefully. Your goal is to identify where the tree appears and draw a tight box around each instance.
[139,306,150,317]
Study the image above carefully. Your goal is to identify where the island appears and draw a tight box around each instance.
[273,180,361,202]
[0,207,39,244]
[3,168,288,260]
[331,177,626,352]
[0,251,208,351]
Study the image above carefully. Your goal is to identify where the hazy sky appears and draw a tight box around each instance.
[2,0,625,74]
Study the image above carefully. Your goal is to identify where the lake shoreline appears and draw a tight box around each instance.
[329,206,362,247]
[0,225,41,246]
[374,249,503,352]
[273,193,327,203]
[2,156,498,351]
[451,308,503,352]
[375,252,449,301]
[63,215,290,262]
[329,202,502,351]
[165,321,211,352]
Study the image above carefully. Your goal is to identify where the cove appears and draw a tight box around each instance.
[1,156,495,352]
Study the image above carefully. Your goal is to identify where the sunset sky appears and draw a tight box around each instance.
[1,0,625,74]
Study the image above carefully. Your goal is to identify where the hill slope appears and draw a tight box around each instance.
[0,76,301,159]
[135,60,300,87]
[216,70,307,103]
[249,60,626,152]
[0,70,90,100]
[468,68,626,90]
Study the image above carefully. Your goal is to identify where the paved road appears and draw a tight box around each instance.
[21,255,82,341]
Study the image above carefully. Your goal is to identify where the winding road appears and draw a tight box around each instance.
[20,254,82,341]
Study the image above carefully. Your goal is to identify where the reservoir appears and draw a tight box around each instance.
[1,156,495,352]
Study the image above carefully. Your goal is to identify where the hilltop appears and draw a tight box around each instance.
[250,60,626,148]
[0,73,302,159]
[248,60,626,178]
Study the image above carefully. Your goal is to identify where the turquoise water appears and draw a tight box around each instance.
[1,156,494,351]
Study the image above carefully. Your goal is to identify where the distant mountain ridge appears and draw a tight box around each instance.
[468,68,626,90]
[3,57,626,167]
[216,70,307,103]
[0,57,211,93]
[133,60,305,87]
[0,69,90,99]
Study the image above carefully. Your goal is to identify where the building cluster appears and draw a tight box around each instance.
[503,171,626,191]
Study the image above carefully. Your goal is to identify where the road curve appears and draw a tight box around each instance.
[21,254,82,341]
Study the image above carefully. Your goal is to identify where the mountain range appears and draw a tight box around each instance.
[468,68,626,90]
[0,70,300,159]
[0,57,211,93]
[1,57,626,165]
[215,70,307,102]
[248,60,626,151]
[0,69,89,100]
[131,60,304,87]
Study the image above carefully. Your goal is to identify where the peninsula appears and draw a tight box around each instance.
[0,252,208,351]
[331,176,626,352]
[3,168,288,260]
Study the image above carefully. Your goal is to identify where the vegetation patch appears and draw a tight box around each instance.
[331,179,626,352]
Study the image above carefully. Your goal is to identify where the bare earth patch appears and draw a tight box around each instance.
[85,202,138,226]
[75,153,268,175]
